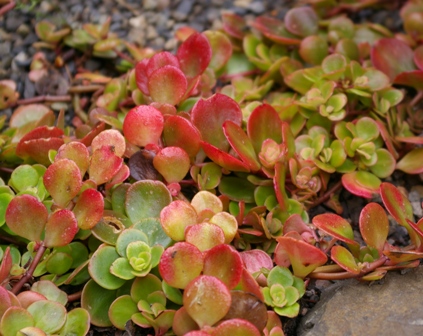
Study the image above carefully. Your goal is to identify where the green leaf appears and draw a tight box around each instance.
[57,308,90,336]
[359,203,389,252]
[88,245,126,290]
[125,180,171,223]
[81,279,117,327]
[219,176,256,203]
[396,148,423,174]
[0,307,34,336]
[330,245,360,274]
[108,295,138,330]
[27,300,66,334]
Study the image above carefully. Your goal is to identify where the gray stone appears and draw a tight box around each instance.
[0,41,11,57]
[297,267,423,336]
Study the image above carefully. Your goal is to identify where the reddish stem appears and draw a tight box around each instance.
[68,290,82,302]
[310,180,343,209]
[308,256,388,280]
[0,1,15,16]
[15,95,71,106]
[11,244,47,294]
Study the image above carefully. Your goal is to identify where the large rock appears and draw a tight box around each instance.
[298,267,423,335]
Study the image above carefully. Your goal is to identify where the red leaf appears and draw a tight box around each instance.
[163,115,202,159]
[123,105,164,147]
[359,203,388,252]
[16,126,64,166]
[159,242,204,289]
[43,159,82,208]
[89,146,123,185]
[5,195,48,242]
[201,141,250,172]
[274,236,327,278]
[191,93,242,152]
[44,209,78,247]
[371,38,416,81]
[223,121,261,172]
[247,104,282,154]
[203,244,243,289]
[148,65,187,105]
[177,32,211,78]
[0,247,12,284]
[312,213,358,247]
[73,189,104,230]
[146,51,180,78]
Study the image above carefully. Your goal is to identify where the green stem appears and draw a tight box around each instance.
[11,243,47,294]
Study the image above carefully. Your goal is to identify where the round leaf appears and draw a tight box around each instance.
[159,242,204,289]
[44,209,78,248]
[125,180,171,223]
[88,245,126,290]
[27,300,66,334]
[123,105,164,147]
[5,194,48,242]
[183,275,231,328]
[43,159,82,208]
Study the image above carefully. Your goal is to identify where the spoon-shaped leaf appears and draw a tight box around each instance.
[191,93,242,152]
[57,308,90,336]
[148,65,187,105]
[380,182,420,247]
[44,209,78,248]
[27,300,66,334]
[89,146,123,185]
[163,115,202,159]
[201,142,250,172]
[0,307,34,336]
[125,180,171,223]
[203,244,243,289]
[123,105,164,147]
[212,318,260,336]
[81,279,116,327]
[223,121,261,171]
[284,7,319,37]
[183,275,231,328]
[160,200,198,242]
[247,104,282,154]
[274,236,327,278]
[371,38,416,81]
[88,244,126,290]
[153,147,191,183]
[330,246,361,275]
[185,222,225,251]
[91,130,126,158]
[396,148,423,174]
[73,188,104,230]
[341,171,381,199]
[55,142,90,177]
[159,242,204,289]
[312,213,358,247]
[177,32,211,79]
[359,203,388,252]
[5,195,48,242]
[43,159,82,208]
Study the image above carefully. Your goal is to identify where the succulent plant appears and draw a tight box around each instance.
[1,1,423,335]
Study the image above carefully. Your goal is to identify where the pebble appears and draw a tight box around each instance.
[298,267,423,336]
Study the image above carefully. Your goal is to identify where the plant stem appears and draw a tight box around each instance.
[310,180,343,209]
[68,290,82,302]
[68,85,104,93]
[15,95,71,106]
[0,1,15,16]
[11,243,47,294]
